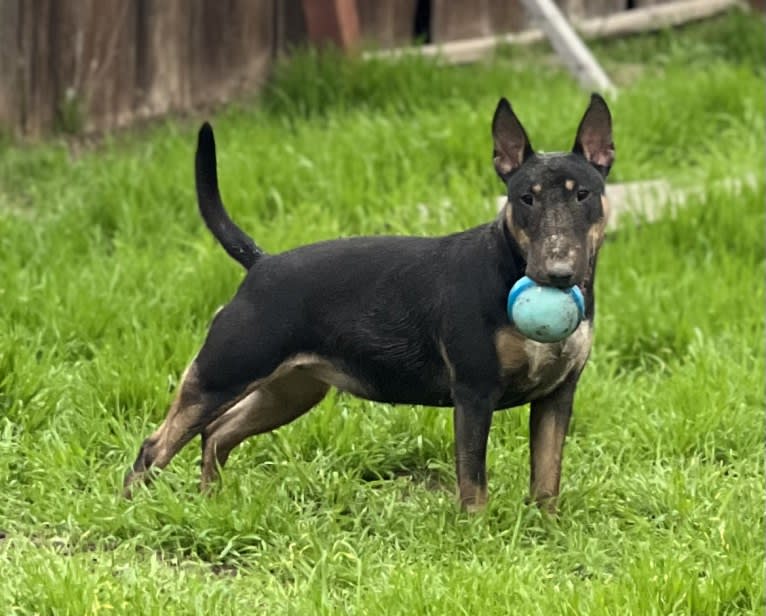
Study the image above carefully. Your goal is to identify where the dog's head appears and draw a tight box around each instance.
[493,94,615,288]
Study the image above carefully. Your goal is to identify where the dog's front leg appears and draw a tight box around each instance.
[453,384,495,513]
[528,372,578,512]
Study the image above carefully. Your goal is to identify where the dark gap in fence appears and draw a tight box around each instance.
[414,0,432,44]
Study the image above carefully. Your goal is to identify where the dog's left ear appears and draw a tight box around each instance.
[492,98,534,183]
[573,93,615,177]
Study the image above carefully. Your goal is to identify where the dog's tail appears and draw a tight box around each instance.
[195,123,264,270]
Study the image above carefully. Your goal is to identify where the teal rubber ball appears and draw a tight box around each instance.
[507,276,585,343]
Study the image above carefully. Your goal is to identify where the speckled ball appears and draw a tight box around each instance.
[507,276,585,343]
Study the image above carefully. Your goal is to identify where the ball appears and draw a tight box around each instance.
[507,276,585,343]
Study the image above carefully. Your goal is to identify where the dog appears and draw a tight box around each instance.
[124,94,614,512]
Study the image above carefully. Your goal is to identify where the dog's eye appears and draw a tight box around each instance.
[520,194,534,206]
[576,189,590,202]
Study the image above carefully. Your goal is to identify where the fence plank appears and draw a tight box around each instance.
[19,0,58,135]
[135,0,190,119]
[0,0,20,134]
[302,0,360,49]
[357,0,418,47]
[556,0,624,18]
[633,0,675,6]
[432,0,526,42]
[186,0,274,106]
[70,0,138,132]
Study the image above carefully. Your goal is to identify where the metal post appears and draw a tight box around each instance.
[520,0,616,94]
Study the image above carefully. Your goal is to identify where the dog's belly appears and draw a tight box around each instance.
[269,322,592,410]
[332,360,454,407]
[282,353,454,407]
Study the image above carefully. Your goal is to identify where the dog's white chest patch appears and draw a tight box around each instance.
[524,321,592,395]
[496,321,593,400]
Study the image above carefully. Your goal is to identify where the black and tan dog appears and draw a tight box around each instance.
[124,94,614,512]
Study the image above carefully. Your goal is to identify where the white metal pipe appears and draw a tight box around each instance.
[520,0,616,94]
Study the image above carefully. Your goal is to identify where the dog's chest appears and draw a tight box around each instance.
[495,321,593,403]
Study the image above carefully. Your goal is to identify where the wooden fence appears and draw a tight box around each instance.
[0,0,747,137]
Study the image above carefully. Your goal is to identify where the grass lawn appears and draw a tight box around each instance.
[0,9,763,615]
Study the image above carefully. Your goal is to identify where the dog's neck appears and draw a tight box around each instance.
[492,201,527,289]
[494,201,526,267]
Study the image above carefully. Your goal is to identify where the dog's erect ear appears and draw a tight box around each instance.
[492,98,534,183]
[573,93,615,177]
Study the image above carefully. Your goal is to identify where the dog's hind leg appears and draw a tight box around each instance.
[200,369,329,490]
[123,362,240,497]
[124,298,296,497]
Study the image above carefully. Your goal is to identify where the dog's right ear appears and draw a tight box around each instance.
[492,98,534,183]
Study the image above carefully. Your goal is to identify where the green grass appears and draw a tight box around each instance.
[0,10,764,615]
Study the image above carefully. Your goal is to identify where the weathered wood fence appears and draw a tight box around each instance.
[0,0,748,137]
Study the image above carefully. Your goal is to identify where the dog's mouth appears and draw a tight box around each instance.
[526,270,584,290]
[524,247,592,290]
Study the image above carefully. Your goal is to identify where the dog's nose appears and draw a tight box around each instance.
[545,262,575,288]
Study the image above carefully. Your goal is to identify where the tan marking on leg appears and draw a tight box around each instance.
[124,362,225,496]
[530,411,564,503]
[565,179,575,191]
[528,383,574,513]
[200,369,329,489]
[143,369,205,468]
[458,479,488,513]
[126,352,365,497]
